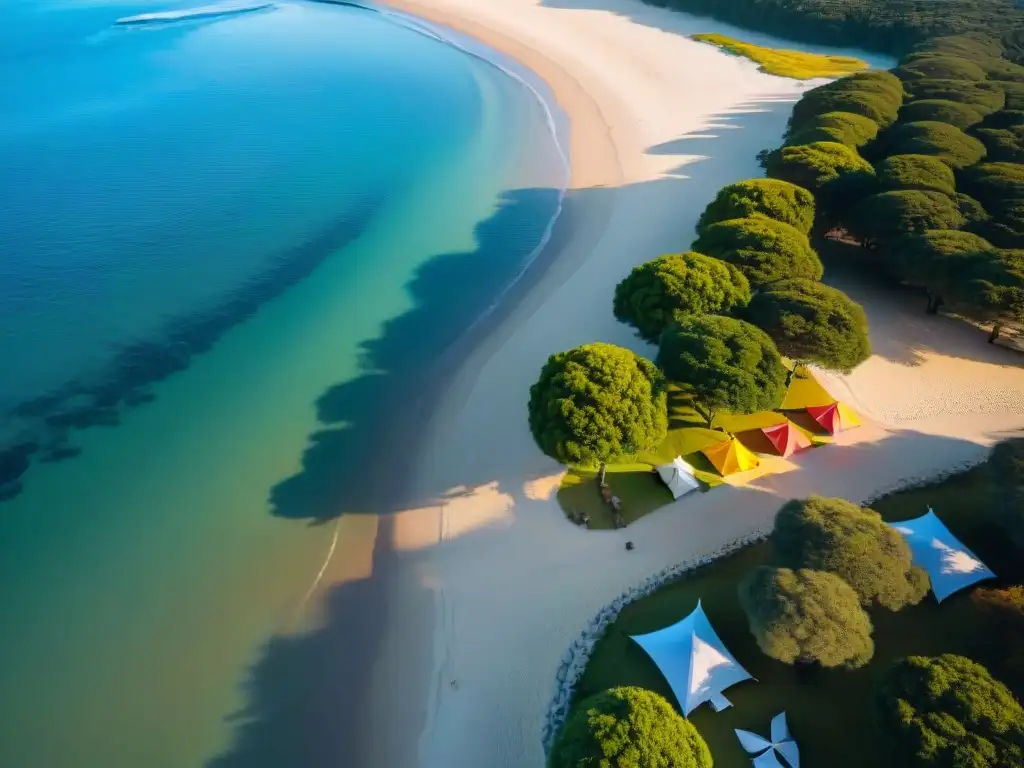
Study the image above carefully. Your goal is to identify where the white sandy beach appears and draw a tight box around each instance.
[363,1,1024,766]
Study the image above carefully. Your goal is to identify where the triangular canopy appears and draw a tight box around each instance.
[656,456,700,499]
[701,438,760,476]
[630,601,753,715]
[891,508,995,602]
[761,422,812,458]
[805,402,860,435]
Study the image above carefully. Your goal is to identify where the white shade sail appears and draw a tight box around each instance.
[655,456,700,499]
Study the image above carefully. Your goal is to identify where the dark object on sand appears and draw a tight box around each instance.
[626,541,635,551]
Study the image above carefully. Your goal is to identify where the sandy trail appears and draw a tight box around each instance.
[362,1,1024,766]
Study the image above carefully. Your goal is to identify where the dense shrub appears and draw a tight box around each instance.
[960,162,1024,211]
[792,88,900,129]
[947,248,1024,336]
[787,111,881,149]
[958,192,992,225]
[691,217,823,285]
[845,190,966,245]
[875,654,1024,767]
[697,178,816,235]
[876,153,957,195]
[528,343,667,466]
[974,125,1024,163]
[984,110,1024,129]
[886,120,987,168]
[896,55,988,82]
[906,78,1006,115]
[771,496,930,611]
[739,566,874,668]
[657,315,787,426]
[765,141,875,194]
[988,438,1024,551]
[889,229,996,310]
[898,98,985,129]
[1002,81,1024,112]
[613,252,751,343]
[548,687,714,768]
[972,585,1024,696]
[746,279,871,372]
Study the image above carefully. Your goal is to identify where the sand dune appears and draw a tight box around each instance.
[370,1,1024,766]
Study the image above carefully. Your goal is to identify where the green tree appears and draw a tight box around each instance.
[988,438,1024,551]
[746,279,871,375]
[765,141,876,193]
[959,162,1024,212]
[898,99,986,129]
[738,566,874,668]
[787,111,880,149]
[974,125,1024,163]
[845,190,966,246]
[897,55,988,82]
[889,229,996,312]
[906,79,1006,115]
[886,120,987,168]
[947,248,1024,340]
[548,687,714,768]
[697,178,816,235]
[972,585,1024,697]
[771,496,930,610]
[876,153,957,195]
[528,343,667,466]
[875,654,1024,767]
[958,192,991,227]
[791,71,904,128]
[691,217,823,285]
[613,252,751,343]
[657,315,787,427]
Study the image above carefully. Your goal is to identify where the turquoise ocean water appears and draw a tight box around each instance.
[0,1,567,764]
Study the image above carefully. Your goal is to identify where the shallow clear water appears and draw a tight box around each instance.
[0,1,566,764]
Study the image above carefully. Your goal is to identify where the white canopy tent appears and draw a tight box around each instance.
[891,508,996,602]
[655,456,700,499]
[736,712,800,768]
[629,601,753,715]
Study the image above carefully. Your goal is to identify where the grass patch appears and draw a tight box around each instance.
[692,33,869,80]
[571,464,1023,766]
[556,367,835,530]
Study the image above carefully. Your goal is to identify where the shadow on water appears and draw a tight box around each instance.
[0,198,383,501]
[268,187,562,522]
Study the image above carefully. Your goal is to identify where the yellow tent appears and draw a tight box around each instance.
[701,438,760,476]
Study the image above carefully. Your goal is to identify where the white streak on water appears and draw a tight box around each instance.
[115,2,274,25]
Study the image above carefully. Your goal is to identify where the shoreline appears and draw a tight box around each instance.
[360,2,1023,767]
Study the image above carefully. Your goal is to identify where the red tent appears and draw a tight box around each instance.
[805,402,860,435]
[760,422,812,457]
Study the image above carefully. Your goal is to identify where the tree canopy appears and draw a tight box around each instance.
[876,153,957,195]
[613,251,751,343]
[657,315,787,426]
[988,438,1024,551]
[875,654,1024,767]
[697,178,816,235]
[906,78,1006,115]
[548,687,714,768]
[771,496,930,611]
[746,279,871,372]
[886,120,988,168]
[738,566,875,668]
[947,248,1024,333]
[973,585,1024,698]
[528,343,667,466]
[691,217,823,285]
[959,162,1024,212]
[897,54,988,82]
[845,190,967,245]
[898,98,986,129]
[791,72,904,128]
[787,111,880,149]
[888,229,996,310]
[974,125,1024,163]
[765,141,876,194]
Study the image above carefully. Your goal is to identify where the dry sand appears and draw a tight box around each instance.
[361,1,1024,766]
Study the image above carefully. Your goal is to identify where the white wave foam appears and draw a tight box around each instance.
[115,2,274,25]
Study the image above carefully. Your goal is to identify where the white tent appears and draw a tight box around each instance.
[655,456,700,499]
[891,508,996,602]
[736,712,800,768]
[629,600,753,715]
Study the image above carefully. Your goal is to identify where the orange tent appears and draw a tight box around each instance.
[701,438,760,476]
[761,421,812,457]
[805,402,860,435]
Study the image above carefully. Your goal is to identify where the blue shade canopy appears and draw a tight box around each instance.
[629,600,753,715]
[736,711,799,768]
[892,508,996,602]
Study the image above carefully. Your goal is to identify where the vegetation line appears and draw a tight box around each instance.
[691,33,868,79]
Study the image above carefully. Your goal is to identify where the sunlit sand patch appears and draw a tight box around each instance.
[523,471,565,500]
[391,481,515,551]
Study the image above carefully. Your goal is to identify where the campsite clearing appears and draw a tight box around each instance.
[571,462,1021,767]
